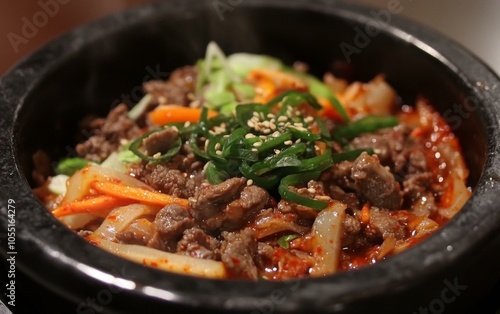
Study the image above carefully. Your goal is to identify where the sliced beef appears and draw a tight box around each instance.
[325,184,361,212]
[350,125,428,177]
[342,212,371,249]
[116,218,165,250]
[365,207,407,241]
[76,104,141,162]
[154,204,194,241]
[144,66,197,106]
[177,227,219,260]
[220,228,258,279]
[403,172,432,200]
[190,178,269,231]
[190,178,246,230]
[132,163,202,198]
[350,127,405,166]
[141,127,179,156]
[351,152,403,210]
[224,185,270,229]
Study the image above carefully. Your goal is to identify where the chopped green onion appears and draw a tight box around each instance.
[128,93,153,121]
[55,157,89,176]
[205,161,230,184]
[278,234,300,249]
[334,115,399,140]
[278,172,329,210]
[227,53,283,77]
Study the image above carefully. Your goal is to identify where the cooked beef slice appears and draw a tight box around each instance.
[132,163,203,198]
[365,207,407,241]
[220,228,258,279]
[351,152,403,210]
[177,227,220,260]
[350,125,428,176]
[143,66,197,106]
[224,185,270,229]
[154,204,194,241]
[189,178,269,231]
[141,127,179,156]
[76,104,141,162]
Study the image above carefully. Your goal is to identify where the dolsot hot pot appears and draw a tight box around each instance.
[1,0,500,313]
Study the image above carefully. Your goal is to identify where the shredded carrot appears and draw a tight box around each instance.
[52,195,131,217]
[318,97,343,121]
[91,181,190,208]
[148,105,218,126]
[361,203,371,224]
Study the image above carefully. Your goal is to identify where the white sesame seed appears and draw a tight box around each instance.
[253,112,260,118]
[304,116,314,123]
[284,140,293,145]
[247,179,254,186]
[170,126,179,132]
[215,143,221,150]
[272,131,281,137]
[278,116,288,122]
[259,135,267,140]
[223,135,230,138]
[307,188,316,194]
[204,139,210,150]
[251,148,258,152]
[253,142,263,147]
[247,121,255,128]
[184,121,191,127]
[153,152,161,159]
[295,139,301,143]
[119,139,129,146]
[294,122,304,128]
[262,128,271,134]
[245,133,256,139]
[316,195,331,201]
[295,111,301,116]
[274,149,281,154]
[269,122,276,130]
[216,150,223,156]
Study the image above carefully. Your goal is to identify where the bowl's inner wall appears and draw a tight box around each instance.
[16,4,486,190]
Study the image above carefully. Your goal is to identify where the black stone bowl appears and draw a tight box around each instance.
[1,0,500,313]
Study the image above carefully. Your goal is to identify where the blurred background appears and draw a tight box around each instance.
[1,0,499,75]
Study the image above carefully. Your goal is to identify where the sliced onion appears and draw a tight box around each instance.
[310,202,346,276]
[87,204,159,241]
[59,213,98,230]
[377,235,396,260]
[252,210,309,239]
[62,164,152,205]
[95,238,227,279]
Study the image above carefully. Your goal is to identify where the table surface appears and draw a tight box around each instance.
[1,1,499,313]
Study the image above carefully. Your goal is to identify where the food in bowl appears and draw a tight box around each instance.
[32,42,470,280]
